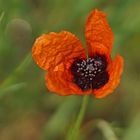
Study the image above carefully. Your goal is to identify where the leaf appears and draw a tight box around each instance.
[122,113,140,140]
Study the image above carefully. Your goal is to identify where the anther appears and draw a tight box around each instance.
[70,55,109,91]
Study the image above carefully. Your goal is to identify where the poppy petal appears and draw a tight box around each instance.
[45,69,92,96]
[85,9,114,55]
[93,55,123,98]
[32,31,85,70]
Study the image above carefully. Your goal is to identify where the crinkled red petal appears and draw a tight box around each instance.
[32,31,85,70]
[85,9,114,56]
[93,55,123,98]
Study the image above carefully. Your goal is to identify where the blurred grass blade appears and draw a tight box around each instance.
[81,119,119,140]
[0,83,26,97]
[0,11,4,23]
[0,53,32,88]
[122,113,140,140]
[97,120,119,140]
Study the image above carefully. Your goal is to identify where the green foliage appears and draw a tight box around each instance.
[122,114,140,140]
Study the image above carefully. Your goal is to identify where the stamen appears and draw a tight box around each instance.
[70,55,109,91]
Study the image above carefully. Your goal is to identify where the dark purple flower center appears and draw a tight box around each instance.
[70,55,109,91]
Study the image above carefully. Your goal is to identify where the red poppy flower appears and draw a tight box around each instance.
[32,9,123,98]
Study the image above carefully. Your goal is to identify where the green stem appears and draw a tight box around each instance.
[67,95,89,140]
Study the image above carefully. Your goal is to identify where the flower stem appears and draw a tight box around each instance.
[67,95,89,140]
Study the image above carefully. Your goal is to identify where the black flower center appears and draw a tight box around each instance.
[70,55,109,91]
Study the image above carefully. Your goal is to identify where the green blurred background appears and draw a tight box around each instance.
[0,0,140,140]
